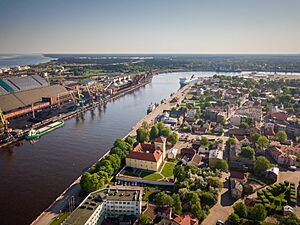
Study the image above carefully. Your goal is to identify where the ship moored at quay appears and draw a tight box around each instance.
[0,71,154,148]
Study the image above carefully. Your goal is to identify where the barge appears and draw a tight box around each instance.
[25,120,64,140]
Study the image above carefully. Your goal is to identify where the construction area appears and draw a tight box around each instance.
[0,71,153,145]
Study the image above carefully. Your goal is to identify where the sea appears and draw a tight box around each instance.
[0,54,54,68]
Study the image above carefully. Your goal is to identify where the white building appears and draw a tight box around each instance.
[63,187,143,225]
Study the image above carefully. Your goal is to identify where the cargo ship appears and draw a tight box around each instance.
[25,120,64,140]
[179,75,198,87]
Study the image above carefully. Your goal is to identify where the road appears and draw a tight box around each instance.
[202,172,238,225]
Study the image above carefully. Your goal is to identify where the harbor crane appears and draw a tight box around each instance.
[0,108,10,133]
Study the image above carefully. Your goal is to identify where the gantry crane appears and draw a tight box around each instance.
[0,108,11,133]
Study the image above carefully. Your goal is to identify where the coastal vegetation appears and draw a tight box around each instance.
[80,137,133,193]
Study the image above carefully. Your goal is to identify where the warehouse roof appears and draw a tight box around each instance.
[0,85,68,112]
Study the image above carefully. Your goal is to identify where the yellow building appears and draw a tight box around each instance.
[126,137,166,171]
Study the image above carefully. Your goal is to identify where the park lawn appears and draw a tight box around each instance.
[161,162,175,177]
[142,173,163,181]
[50,212,70,225]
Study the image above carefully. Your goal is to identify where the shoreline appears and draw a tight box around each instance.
[30,77,190,225]
[0,75,153,149]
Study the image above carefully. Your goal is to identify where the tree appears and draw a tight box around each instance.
[251,132,261,144]
[140,214,152,225]
[160,127,172,137]
[200,192,217,207]
[200,137,209,146]
[98,160,114,176]
[113,139,132,153]
[174,165,187,182]
[172,194,182,215]
[110,147,125,158]
[211,159,228,172]
[136,128,149,143]
[141,121,150,130]
[256,136,269,151]
[154,192,173,207]
[80,172,103,193]
[206,177,223,189]
[226,138,236,146]
[228,213,240,225]
[250,203,266,221]
[239,122,249,129]
[281,213,300,225]
[150,125,159,141]
[191,202,206,221]
[125,135,134,145]
[240,146,255,160]
[276,131,287,143]
[233,202,248,218]
[167,132,178,146]
[254,156,271,174]
[105,154,121,171]
[97,171,109,183]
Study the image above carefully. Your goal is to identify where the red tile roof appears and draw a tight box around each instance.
[127,150,162,162]
[265,127,275,136]
[155,136,167,143]
[230,171,246,180]
[270,112,289,121]
[173,213,198,225]
[126,141,163,162]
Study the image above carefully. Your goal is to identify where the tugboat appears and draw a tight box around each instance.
[179,75,198,87]
[147,103,156,114]
[25,120,64,140]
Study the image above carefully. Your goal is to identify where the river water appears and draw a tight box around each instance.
[0,71,228,225]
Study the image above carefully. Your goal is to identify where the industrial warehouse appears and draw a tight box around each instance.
[0,72,153,145]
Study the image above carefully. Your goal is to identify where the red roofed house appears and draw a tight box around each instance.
[269,112,289,121]
[173,213,198,225]
[126,137,166,171]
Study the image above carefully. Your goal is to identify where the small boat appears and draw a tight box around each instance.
[147,103,156,114]
[179,75,198,87]
[25,120,64,140]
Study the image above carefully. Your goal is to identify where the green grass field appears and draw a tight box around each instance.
[142,173,163,180]
[161,162,176,177]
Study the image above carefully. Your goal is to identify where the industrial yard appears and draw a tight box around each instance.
[0,68,154,146]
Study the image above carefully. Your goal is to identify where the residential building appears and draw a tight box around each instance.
[208,149,223,166]
[63,187,143,225]
[192,125,207,135]
[167,148,178,160]
[230,171,247,199]
[267,141,300,166]
[126,137,166,171]
[265,167,279,182]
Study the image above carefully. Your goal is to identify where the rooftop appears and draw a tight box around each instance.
[64,187,142,225]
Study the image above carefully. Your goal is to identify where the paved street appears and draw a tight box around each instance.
[202,173,239,225]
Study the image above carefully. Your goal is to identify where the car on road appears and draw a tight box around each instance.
[216,220,224,225]
[288,166,297,171]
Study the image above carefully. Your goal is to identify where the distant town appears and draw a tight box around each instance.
[0,55,299,225]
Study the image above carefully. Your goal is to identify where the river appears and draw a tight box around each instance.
[0,71,229,225]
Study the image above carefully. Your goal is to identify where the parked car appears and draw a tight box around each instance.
[216,220,224,225]
[288,166,297,171]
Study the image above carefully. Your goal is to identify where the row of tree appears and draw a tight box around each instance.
[80,136,134,193]
[136,121,178,146]
[228,201,300,225]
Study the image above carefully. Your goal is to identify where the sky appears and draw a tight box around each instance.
[0,0,299,54]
